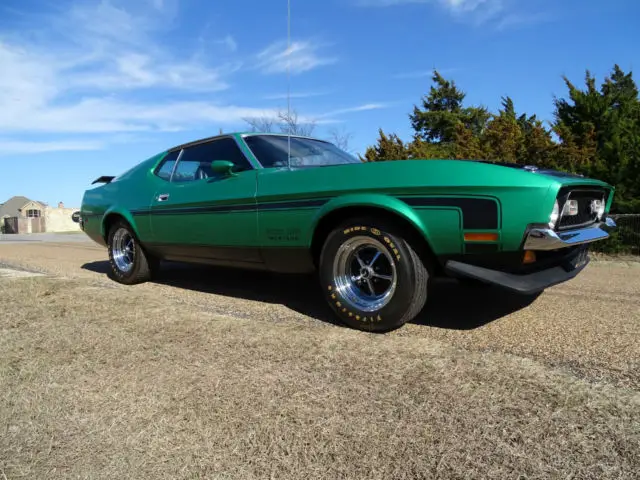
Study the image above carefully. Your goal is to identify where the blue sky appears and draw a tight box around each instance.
[0,0,638,207]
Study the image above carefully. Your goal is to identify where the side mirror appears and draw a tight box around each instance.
[71,211,81,223]
[211,160,236,176]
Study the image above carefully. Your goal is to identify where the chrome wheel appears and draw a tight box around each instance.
[332,236,397,312]
[112,227,135,273]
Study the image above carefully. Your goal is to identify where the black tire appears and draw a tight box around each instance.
[318,216,430,332]
[107,219,160,285]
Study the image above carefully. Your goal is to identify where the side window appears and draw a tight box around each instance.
[244,135,288,168]
[173,138,253,183]
[172,159,201,183]
[154,150,180,181]
[211,138,253,172]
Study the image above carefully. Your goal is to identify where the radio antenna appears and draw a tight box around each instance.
[286,0,292,170]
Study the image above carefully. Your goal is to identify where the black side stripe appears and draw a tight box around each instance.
[131,198,330,216]
[135,203,256,216]
[398,196,499,230]
[258,198,329,210]
[130,195,499,230]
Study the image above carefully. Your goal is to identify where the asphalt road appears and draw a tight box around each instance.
[1,241,639,388]
[0,232,92,243]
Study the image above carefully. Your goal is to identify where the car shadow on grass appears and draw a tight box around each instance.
[81,260,541,331]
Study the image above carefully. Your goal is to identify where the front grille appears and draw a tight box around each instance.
[556,188,607,231]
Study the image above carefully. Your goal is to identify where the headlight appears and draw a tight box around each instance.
[562,199,579,216]
[591,199,605,220]
[549,200,559,228]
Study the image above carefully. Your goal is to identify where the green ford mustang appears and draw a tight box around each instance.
[78,132,617,331]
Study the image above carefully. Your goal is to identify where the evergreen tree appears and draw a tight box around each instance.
[517,113,556,168]
[409,70,490,145]
[453,123,486,160]
[407,135,456,159]
[362,64,640,214]
[362,129,408,162]
[481,96,523,162]
[553,65,640,211]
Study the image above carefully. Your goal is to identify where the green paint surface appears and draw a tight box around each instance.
[80,133,614,259]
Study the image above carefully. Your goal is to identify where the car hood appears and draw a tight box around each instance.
[475,160,585,180]
[348,158,612,190]
[472,160,612,189]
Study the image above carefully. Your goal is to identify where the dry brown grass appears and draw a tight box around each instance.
[1,274,638,479]
[2,242,639,391]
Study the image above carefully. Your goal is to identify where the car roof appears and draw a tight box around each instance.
[168,132,329,152]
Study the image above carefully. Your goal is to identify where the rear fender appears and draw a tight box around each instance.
[101,207,140,240]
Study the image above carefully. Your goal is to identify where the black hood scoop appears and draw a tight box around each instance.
[477,161,585,179]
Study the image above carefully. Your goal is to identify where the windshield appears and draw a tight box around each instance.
[243,134,361,168]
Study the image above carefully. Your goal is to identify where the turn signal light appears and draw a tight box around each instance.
[523,250,537,264]
[464,233,499,242]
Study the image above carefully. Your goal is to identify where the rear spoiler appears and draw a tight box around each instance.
[91,176,116,185]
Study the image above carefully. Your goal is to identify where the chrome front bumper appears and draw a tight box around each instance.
[523,217,616,251]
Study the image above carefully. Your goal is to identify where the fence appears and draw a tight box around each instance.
[591,214,640,255]
[2,216,46,234]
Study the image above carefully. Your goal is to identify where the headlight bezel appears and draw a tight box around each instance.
[548,199,560,229]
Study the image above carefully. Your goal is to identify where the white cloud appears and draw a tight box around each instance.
[264,91,332,100]
[496,11,553,30]
[441,0,501,13]
[355,0,547,27]
[0,1,251,144]
[0,94,289,134]
[67,52,238,92]
[317,103,388,119]
[0,139,105,156]
[257,40,337,75]
[65,0,155,47]
[218,35,238,53]
[392,70,435,79]
[357,0,500,10]
[0,1,360,155]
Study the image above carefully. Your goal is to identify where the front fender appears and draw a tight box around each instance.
[309,193,434,246]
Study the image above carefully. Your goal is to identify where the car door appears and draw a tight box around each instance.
[135,149,182,241]
[149,136,260,264]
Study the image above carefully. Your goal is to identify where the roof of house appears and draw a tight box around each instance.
[0,196,45,218]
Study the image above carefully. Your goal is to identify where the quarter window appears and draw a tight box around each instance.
[172,138,253,183]
[154,150,181,181]
[172,160,201,182]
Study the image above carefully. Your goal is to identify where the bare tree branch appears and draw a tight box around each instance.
[242,115,276,133]
[277,109,316,136]
[243,108,316,136]
[327,126,354,152]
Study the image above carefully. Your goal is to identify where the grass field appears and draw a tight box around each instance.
[1,261,638,479]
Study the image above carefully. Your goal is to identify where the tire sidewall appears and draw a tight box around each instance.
[107,221,143,283]
[318,220,421,331]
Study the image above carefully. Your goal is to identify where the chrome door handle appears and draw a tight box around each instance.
[157,193,169,201]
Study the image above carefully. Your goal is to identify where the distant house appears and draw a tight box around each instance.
[1,196,79,234]
[0,196,46,220]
